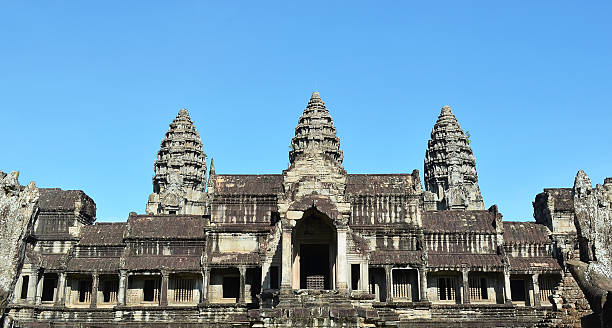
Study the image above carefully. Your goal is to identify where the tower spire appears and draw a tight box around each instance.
[146,108,207,215]
[424,105,484,210]
[289,91,343,164]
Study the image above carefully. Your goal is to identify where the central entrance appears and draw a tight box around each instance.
[293,208,336,290]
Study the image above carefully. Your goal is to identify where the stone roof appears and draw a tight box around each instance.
[37,188,96,219]
[508,257,561,272]
[369,250,422,265]
[211,174,283,195]
[78,223,126,246]
[503,221,551,244]
[125,214,205,240]
[67,258,120,272]
[289,92,343,164]
[125,256,200,271]
[543,188,574,212]
[428,254,503,270]
[422,210,496,233]
[346,174,418,195]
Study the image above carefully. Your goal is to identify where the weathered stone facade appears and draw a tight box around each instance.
[2,92,610,327]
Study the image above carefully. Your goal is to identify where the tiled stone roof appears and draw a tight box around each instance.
[79,223,126,246]
[37,188,96,219]
[125,255,200,271]
[369,250,422,265]
[428,254,503,270]
[422,210,496,233]
[508,257,561,272]
[126,214,205,239]
[503,222,551,244]
[208,252,260,265]
[543,188,574,212]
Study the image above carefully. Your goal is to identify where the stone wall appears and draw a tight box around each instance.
[0,171,39,321]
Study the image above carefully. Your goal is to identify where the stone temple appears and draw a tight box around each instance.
[1,92,611,327]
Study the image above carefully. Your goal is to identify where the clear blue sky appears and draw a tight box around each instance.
[1,1,611,222]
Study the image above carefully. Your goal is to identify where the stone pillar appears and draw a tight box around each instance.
[385,265,392,302]
[419,266,428,301]
[462,268,470,304]
[336,226,348,291]
[160,271,169,306]
[202,268,210,303]
[118,270,127,306]
[532,273,541,307]
[503,270,512,304]
[90,273,99,308]
[35,273,44,305]
[280,224,292,291]
[55,272,66,306]
[239,266,246,304]
[27,270,38,304]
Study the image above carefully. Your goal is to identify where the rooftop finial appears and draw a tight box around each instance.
[209,158,215,175]
[311,91,321,99]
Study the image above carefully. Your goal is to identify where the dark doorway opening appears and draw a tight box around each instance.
[223,276,240,301]
[510,279,526,301]
[41,274,57,302]
[351,264,360,290]
[300,244,330,289]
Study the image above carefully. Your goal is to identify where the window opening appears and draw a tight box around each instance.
[270,266,279,289]
[78,279,92,303]
[143,279,160,302]
[510,279,526,301]
[41,276,57,302]
[437,276,456,301]
[351,264,360,290]
[102,279,118,303]
[222,276,240,301]
[20,276,29,299]
[173,278,194,303]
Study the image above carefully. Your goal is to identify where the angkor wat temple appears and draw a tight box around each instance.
[1,92,611,327]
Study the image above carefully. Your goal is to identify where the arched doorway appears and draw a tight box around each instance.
[293,209,336,290]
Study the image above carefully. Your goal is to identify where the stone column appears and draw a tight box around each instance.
[118,270,127,306]
[202,268,210,303]
[336,226,348,291]
[35,273,44,305]
[385,265,392,302]
[27,270,38,304]
[280,223,292,292]
[55,272,66,306]
[532,273,541,307]
[462,268,470,304]
[239,266,246,304]
[419,266,428,301]
[503,270,512,304]
[160,271,169,306]
[90,273,99,308]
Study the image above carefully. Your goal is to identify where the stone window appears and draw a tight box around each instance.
[538,274,559,304]
[223,276,239,300]
[510,279,526,302]
[437,276,457,301]
[351,264,360,290]
[173,278,194,303]
[78,279,92,303]
[101,278,118,303]
[41,274,58,302]
[469,275,488,301]
[392,269,418,301]
[143,279,160,302]
[20,275,29,299]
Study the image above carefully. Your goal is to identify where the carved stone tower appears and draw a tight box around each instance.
[424,106,484,210]
[146,109,207,215]
[289,91,343,164]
